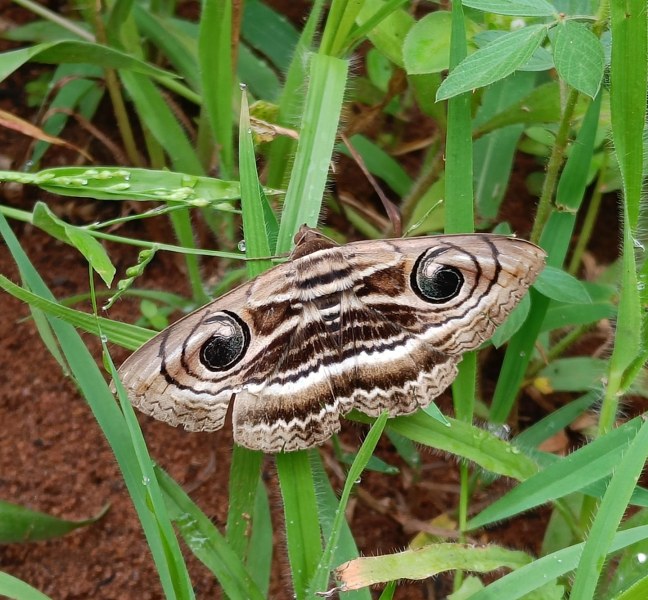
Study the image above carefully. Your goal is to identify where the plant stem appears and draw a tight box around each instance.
[530,88,580,244]
[568,153,607,275]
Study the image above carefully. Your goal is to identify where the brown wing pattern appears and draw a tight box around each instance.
[117,233,546,452]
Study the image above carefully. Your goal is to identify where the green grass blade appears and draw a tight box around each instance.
[30,63,103,166]
[241,0,300,72]
[372,412,538,480]
[598,0,648,434]
[571,418,648,599]
[471,526,648,600]
[0,572,51,600]
[468,417,644,530]
[276,53,348,252]
[199,0,234,178]
[154,466,265,600]
[265,0,325,189]
[276,451,322,600]
[489,91,601,422]
[609,0,646,230]
[239,88,274,273]
[514,391,599,448]
[133,8,200,89]
[247,479,273,596]
[118,70,206,302]
[473,72,536,221]
[319,0,363,57]
[308,413,388,596]
[309,455,371,600]
[339,134,413,197]
[0,500,107,543]
[222,88,276,570]
[108,352,195,599]
[357,0,414,67]
[0,275,153,349]
[0,213,194,599]
[444,0,473,234]
[225,445,264,560]
[0,40,175,82]
[118,75,201,175]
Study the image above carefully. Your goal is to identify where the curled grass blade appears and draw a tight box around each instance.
[335,543,532,592]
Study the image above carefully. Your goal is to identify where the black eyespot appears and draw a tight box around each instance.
[411,259,464,304]
[200,311,250,371]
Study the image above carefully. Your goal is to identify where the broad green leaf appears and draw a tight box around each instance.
[403,11,453,74]
[437,25,547,101]
[0,500,107,543]
[536,357,606,392]
[534,266,591,303]
[357,0,415,67]
[490,293,531,347]
[474,30,554,71]
[553,20,604,98]
[462,0,556,17]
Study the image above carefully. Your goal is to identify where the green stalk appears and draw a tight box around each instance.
[530,88,580,244]
[444,2,475,592]
[567,153,607,276]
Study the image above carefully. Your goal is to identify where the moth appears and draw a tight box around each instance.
[117,228,546,453]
